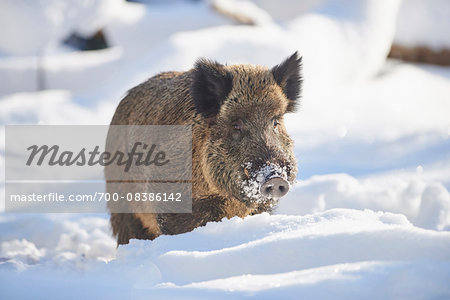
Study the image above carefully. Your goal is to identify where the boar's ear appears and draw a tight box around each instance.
[271,52,302,112]
[191,58,233,119]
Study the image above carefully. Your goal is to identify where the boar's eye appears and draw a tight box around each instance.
[232,119,243,131]
[273,119,280,131]
[231,119,243,141]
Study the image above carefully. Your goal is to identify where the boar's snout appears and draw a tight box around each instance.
[241,161,293,203]
[260,177,289,199]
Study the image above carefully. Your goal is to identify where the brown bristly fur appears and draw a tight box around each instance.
[106,53,302,244]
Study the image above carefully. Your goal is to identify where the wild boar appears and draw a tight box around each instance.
[107,52,301,244]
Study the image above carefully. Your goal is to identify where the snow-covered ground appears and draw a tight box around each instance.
[2,209,450,299]
[1,0,450,299]
[394,0,450,50]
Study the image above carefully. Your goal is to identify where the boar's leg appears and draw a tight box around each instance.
[110,212,160,245]
[158,195,252,236]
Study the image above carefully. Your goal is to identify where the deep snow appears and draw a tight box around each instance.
[1,0,450,299]
[1,209,450,299]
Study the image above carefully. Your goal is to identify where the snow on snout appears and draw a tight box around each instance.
[241,162,289,203]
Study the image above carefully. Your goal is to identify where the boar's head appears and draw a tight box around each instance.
[191,52,301,205]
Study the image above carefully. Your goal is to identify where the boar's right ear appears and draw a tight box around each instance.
[271,52,302,113]
[191,58,233,119]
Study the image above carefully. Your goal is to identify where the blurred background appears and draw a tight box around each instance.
[0,0,450,272]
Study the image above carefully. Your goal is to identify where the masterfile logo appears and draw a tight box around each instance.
[25,142,170,171]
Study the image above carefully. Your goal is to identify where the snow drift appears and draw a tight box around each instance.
[1,209,450,299]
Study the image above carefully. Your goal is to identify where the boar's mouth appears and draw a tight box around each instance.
[240,162,291,203]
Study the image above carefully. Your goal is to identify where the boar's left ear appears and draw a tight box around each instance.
[191,58,233,119]
[271,52,302,112]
